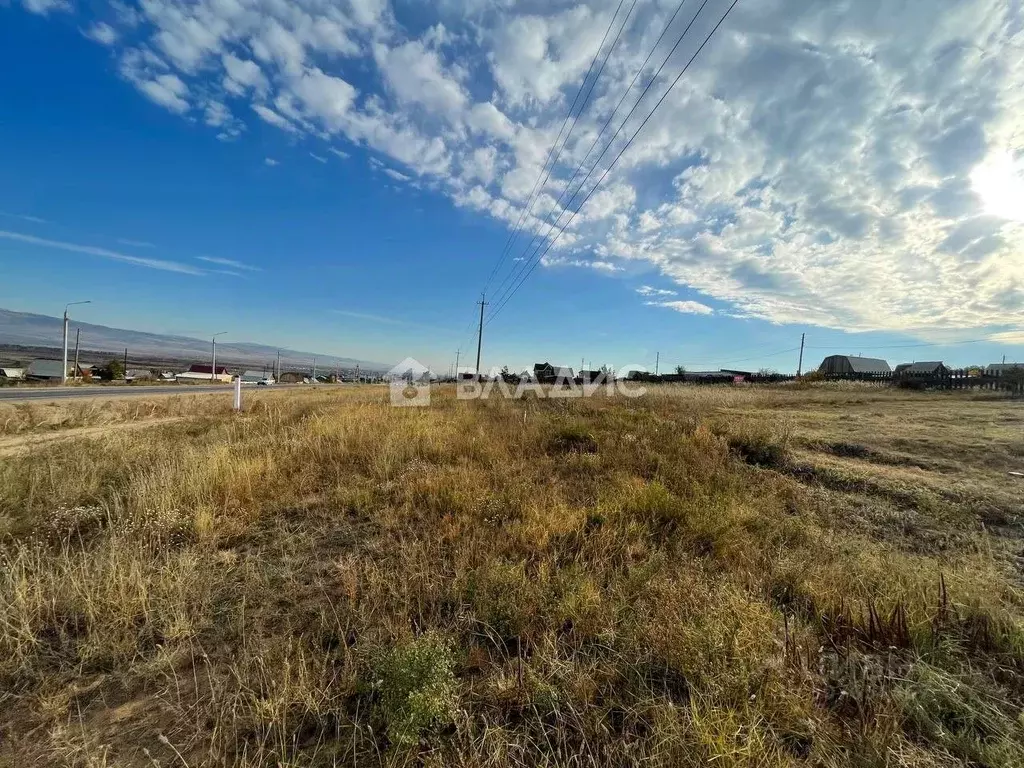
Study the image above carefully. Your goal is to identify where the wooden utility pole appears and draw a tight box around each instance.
[655,351,660,376]
[797,333,806,378]
[123,347,128,379]
[475,294,488,375]
[73,328,81,382]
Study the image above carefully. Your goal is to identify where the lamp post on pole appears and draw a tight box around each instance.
[62,301,91,385]
[211,332,227,382]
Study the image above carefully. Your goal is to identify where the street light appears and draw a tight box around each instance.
[211,332,228,382]
[62,301,91,385]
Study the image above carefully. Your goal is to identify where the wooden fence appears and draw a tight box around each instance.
[644,368,1023,397]
[819,369,1023,395]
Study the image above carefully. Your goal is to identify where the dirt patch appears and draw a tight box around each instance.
[0,417,185,458]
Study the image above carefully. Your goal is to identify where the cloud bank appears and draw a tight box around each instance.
[29,0,1024,336]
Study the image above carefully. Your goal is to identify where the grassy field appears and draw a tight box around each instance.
[0,384,1022,767]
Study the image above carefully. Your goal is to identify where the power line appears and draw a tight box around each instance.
[481,0,633,295]
[680,346,802,368]
[488,0,698,308]
[804,339,992,351]
[488,0,735,325]
[487,0,741,326]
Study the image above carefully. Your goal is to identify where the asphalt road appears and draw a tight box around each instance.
[0,384,250,403]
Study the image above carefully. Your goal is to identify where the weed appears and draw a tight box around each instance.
[372,633,457,747]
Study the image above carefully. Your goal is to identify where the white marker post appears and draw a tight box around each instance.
[233,376,242,412]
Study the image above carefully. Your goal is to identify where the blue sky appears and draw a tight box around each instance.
[1,0,1022,374]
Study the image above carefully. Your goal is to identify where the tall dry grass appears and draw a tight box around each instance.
[0,385,1021,766]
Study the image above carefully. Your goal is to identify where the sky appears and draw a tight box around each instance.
[0,0,1022,375]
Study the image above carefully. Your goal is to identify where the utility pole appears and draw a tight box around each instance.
[797,333,806,378]
[455,348,461,379]
[211,332,227,382]
[276,350,281,381]
[61,300,90,385]
[655,351,660,376]
[475,294,488,375]
[123,347,128,379]
[73,328,81,382]
[312,357,317,380]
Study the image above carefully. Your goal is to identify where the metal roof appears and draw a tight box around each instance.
[820,355,891,373]
[845,356,891,373]
[898,361,945,374]
[27,359,72,379]
[0,367,25,378]
[533,362,575,379]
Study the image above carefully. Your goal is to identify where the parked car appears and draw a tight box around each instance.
[257,378,275,386]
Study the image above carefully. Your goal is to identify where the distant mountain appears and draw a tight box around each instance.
[0,308,389,371]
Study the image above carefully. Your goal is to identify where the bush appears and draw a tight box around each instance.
[97,359,124,381]
[373,633,457,747]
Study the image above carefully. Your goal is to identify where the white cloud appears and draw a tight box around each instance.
[374,38,467,119]
[542,255,623,273]
[0,211,47,224]
[636,286,677,298]
[382,167,412,182]
[222,54,269,96]
[462,147,498,185]
[21,0,70,15]
[0,230,203,274]
[647,300,714,316]
[329,148,351,160]
[117,238,155,248]
[84,22,118,46]
[310,152,328,163]
[466,102,516,141]
[196,255,261,272]
[252,104,298,133]
[137,73,190,114]
[251,18,306,74]
[264,157,279,166]
[489,6,613,107]
[203,100,231,127]
[288,67,358,130]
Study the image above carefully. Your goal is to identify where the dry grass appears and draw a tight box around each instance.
[0,384,1022,767]
[0,394,237,436]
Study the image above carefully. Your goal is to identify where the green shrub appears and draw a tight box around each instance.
[373,633,457,747]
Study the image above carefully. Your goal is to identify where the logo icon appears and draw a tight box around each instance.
[389,357,432,407]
